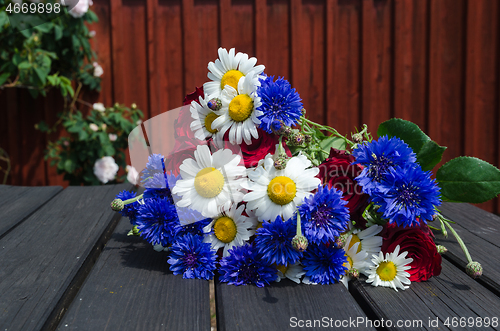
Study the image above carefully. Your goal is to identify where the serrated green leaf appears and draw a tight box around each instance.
[377,118,430,154]
[319,136,346,153]
[436,156,500,203]
[416,140,447,171]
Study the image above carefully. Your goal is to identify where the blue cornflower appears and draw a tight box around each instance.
[371,163,441,227]
[135,197,178,246]
[143,172,179,202]
[254,216,302,265]
[174,207,212,237]
[302,244,347,284]
[168,233,217,280]
[352,136,416,194]
[219,243,277,287]
[257,75,303,133]
[115,190,139,224]
[298,185,350,244]
[140,154,165,184]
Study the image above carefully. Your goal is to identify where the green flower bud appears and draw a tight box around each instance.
[127,225,141,236]
[347,268,360,279]
[207,98,222,111]
[335,236,344,249]
[304,134,312,144]
[436,245,448,254]
[466,261,483,279]
[351,133,363,144]
[292,235,308,252]
[288,131,305,146]
[274,156,288,170]
[111,199,124,211]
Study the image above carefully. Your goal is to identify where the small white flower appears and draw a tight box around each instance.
[136,119,143,126]
[89,123,99,131]
[63,140,70,147]
[126,165,139,185]
[101,123,107,130]
[203,203,257,256]
[89,30,96,38]
[93,62,103,77]
[108,133,117,142]
[366,245,413,292]
[93,156,119,184]
[93,103,106,112]
[68,0,93,18]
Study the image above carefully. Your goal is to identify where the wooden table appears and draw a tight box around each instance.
[1,184,499,331]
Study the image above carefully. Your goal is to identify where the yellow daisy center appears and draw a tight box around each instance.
[348,234,362,253]
[204,112,219,134]
[267,176,296,205]
[343,254,353,270]
[221,69,244,91]
[277,265,288,275]
[228,94,254,122]
[194,167,224,198]
[214,216,237,243]
[376,261,397,281]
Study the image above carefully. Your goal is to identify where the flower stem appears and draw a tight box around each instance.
[443,220,473,264]
[296,212,302,237]
[123,194,143,205]
[301,117,355,148]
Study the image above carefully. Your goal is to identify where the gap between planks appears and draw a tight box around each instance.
[40,185,136,331]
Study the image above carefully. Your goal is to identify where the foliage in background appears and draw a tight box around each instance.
[40,102,143,185]
[0,148,11,184]
[0,0,100,98]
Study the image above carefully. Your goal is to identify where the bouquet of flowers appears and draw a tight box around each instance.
[111,48,499,291]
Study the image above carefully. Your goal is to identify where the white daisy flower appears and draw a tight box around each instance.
[366,245,413,292]
[171,145,246,217]
[190,96,221,143]
[242,153,321,222]
[276,262,306,284]
[211,72,263,145]
[203,203,257,257]
[203,47,265,99]
[346,224,383,257]
[340,235,370,289]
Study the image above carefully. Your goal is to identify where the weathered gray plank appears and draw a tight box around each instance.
[57,216,211,331]
[0,184,132,331]
[216,279,374,331]
[350,259,500,331]
[0,185,62,237]
[435,202,500,294]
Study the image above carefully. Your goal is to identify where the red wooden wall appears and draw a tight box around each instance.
[1,0,500,213]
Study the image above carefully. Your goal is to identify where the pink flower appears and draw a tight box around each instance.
[89,123,99,131]
[108,133,117,141]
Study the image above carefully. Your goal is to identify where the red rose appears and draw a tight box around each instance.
[183,86,204,106]
[164,137,208,176]
[317,149,369,224]
[381,221,442,282]
[222,129,291,168]
[175,87,205,140]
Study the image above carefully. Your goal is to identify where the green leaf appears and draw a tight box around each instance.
[18,61,31,70]
[54,25,63,41]
[0,11,9,29]
[34,67,47,85]
[0,72,10,85]
[416,141,447,171]
[34,22,53,33]
[319,136,346,153]
[64,159,75,173]
[377,118,430,153]
[436,156,500,203]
